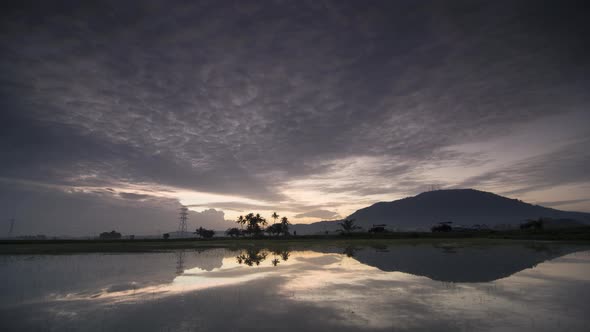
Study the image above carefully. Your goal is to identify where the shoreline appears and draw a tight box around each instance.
[2,229,590,254]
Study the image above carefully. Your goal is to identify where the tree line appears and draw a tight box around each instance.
[191,214,364,239]
[225,212,291,238]
[186,211,292,239]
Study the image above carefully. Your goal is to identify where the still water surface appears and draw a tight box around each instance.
[1,242,589,331]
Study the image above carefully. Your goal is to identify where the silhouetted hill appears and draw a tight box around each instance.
[348,189,590,230]
[290,220,343,235]
[292,189,590,233]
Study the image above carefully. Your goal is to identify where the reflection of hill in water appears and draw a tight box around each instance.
[331,243,589,282]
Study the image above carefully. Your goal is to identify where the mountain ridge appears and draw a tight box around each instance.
[291,189,590,234]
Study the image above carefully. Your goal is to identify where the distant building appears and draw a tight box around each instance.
[99,230,122,239]
[431,222,453,232]
[369,224,387,233]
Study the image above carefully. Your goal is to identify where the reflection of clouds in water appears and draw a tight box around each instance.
[2,248,590,331]
[43,250,590,331]
[279,252,590,331]
[56,251,343,303]
[520,252,590,282]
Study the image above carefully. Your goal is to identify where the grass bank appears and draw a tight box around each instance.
[1,228,590,255]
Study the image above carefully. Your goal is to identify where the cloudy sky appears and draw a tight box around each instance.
[1,0,589,236]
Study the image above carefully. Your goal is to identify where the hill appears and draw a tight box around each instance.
[292,189,590,234]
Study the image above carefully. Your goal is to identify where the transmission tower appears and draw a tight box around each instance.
[178,206,188,237]
[8,218,15,237]
[428,184,441,192]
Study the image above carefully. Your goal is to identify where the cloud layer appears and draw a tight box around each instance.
[1,1,589,234]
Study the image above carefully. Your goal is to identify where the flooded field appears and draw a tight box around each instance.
[1,242,590,331]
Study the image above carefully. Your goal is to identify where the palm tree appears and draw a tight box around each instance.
[271,212,279,225]
[280,216,290,236]
[256,213,267,234]
[236,215,246,230]
[242,212,267,236]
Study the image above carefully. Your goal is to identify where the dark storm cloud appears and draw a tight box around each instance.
[1,0,589,233]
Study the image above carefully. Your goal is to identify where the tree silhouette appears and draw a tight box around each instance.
[237,215,246,230]
[339,219,360,234]
[280,216,290,236]
[271,212,279,225]
[265,216,290,237]
[266,223,283,236]
[195,227,215,239]
[225,227,242,237]
[239,213,267,236]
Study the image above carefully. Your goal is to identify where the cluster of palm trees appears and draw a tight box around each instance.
[225,212,290,237]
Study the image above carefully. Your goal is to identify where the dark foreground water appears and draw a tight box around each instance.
[1,242,590,331]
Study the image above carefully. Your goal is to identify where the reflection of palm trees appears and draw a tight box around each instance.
[270,248,290,266]
[343,246,358,257]
[270,248,290,261]
[236,248,291,267]
[175,250,185,275]
[280,250,290,261]
[236,248,268,266]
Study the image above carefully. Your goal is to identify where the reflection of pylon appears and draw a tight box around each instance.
[175,250,185,275]
[178,207,188,237]
[8,219,15,237]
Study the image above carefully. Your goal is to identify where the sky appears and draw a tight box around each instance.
[1,0,589,236]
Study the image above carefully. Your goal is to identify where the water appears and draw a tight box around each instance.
[1,242,590,331]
